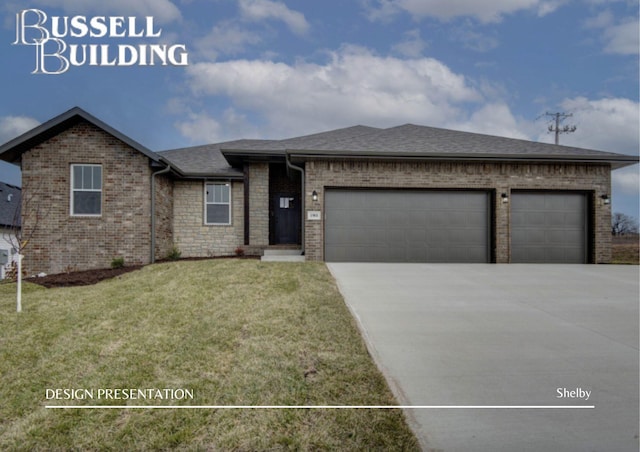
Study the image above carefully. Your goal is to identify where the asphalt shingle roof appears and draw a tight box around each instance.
[222,123,635,163]
[158,139,274,177]
[2,106,637,178]
[224,125,382,152]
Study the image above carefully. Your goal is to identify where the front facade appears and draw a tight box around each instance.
[305,160,610,264]
[0,107,636,275]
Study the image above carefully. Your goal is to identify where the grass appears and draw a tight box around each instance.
[0,260,419,451]
[611,235,639,264]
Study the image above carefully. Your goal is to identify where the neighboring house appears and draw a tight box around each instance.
[0,182,21,279]
[0,107,637,275]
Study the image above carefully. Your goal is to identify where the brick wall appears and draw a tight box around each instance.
[21,121,158,275]
[305,160,611,263]
[172,180,244,257]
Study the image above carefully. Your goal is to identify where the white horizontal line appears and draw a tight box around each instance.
[45,405,595,410]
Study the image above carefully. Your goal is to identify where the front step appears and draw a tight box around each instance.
[263,249,303,256]
[261,249,304,262]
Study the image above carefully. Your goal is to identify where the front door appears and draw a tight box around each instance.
[272,193,301,244]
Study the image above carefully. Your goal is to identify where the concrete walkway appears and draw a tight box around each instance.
[327,264,639,452]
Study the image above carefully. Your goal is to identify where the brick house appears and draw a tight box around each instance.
[0,107,637,274]
[0,181,21,279]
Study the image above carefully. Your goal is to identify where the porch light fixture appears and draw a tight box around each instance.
[601,194,610,205]
[501,193,509,203]
[312,190,318,202]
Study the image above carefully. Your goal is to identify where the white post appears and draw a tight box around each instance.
[16,253,22,313]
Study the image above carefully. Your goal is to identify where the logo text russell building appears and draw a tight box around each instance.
[13,9,189,75]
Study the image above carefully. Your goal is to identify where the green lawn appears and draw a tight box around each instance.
[0,260,419,451]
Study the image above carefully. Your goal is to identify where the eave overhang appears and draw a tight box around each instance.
[284,149,639,170]
[220,149,287,167]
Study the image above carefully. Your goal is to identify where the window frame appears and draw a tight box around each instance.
[70,164,102,217]
[204,181,232,226]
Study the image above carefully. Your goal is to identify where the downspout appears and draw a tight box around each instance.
[285,153,305,255]
[151,164,171,263]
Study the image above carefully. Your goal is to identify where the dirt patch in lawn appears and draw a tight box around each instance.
[25,256,260,288]
[26,266,144,288]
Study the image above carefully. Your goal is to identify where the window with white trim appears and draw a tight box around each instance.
[205,182,231,225]
[71,164,102,216]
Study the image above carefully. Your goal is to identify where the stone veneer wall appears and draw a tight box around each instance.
[21,121,158,275]
[304,160,611,263]
[248,163,269,246]
[153,173,174,260]
[172,180,244,257]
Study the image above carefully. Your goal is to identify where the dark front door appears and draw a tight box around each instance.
[272,193,301,244]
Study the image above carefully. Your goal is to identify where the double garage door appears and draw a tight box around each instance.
[325,190,491,263]
[324,189,588,263]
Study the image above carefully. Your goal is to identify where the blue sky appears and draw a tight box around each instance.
[0,0,638,217]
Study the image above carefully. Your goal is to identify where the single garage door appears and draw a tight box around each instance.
[511,192,588,263]
[325,189,490,263]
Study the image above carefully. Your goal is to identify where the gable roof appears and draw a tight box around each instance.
[222,123,639,169]
[0,107,162,165]
[0,182,21,228]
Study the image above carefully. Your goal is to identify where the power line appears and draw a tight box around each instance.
[546,112,576,145]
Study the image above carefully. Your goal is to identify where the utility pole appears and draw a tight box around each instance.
[546,112,576,145]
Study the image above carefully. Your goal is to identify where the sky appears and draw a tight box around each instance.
[0,0,638,217]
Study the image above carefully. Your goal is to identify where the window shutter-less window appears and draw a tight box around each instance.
[71,164,102,215]
[205,182,231,224]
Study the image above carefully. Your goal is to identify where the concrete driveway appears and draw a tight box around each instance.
[327,264,639,452]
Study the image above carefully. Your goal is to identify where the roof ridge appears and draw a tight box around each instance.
[159,138,276,154]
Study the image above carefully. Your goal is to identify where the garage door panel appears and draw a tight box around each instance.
[525,212,546,226]
[407,229,427,242]
[407,211,426,227]
[546,212,566,226]
[463,228,488,244]
[325,190,489,263]
[408,246,428,261]
[511,192,587,264]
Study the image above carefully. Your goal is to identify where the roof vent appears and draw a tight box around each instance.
[7,194,12,202]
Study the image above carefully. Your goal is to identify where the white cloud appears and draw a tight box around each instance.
[24,0,182,24]
[449,102,530,140]
[185,46,482,137]
[239,0,309,35]
[603,18,639,55]
[174,108,258,144]
[584,9,614,29]
[0,116,40,144]
[364,0,565,23]
[194,21,261,60]
[536,1,565,16]
[584,10,639,55]
[392,29,427,57]
[175,112,223,144]
[539,97,640,155]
